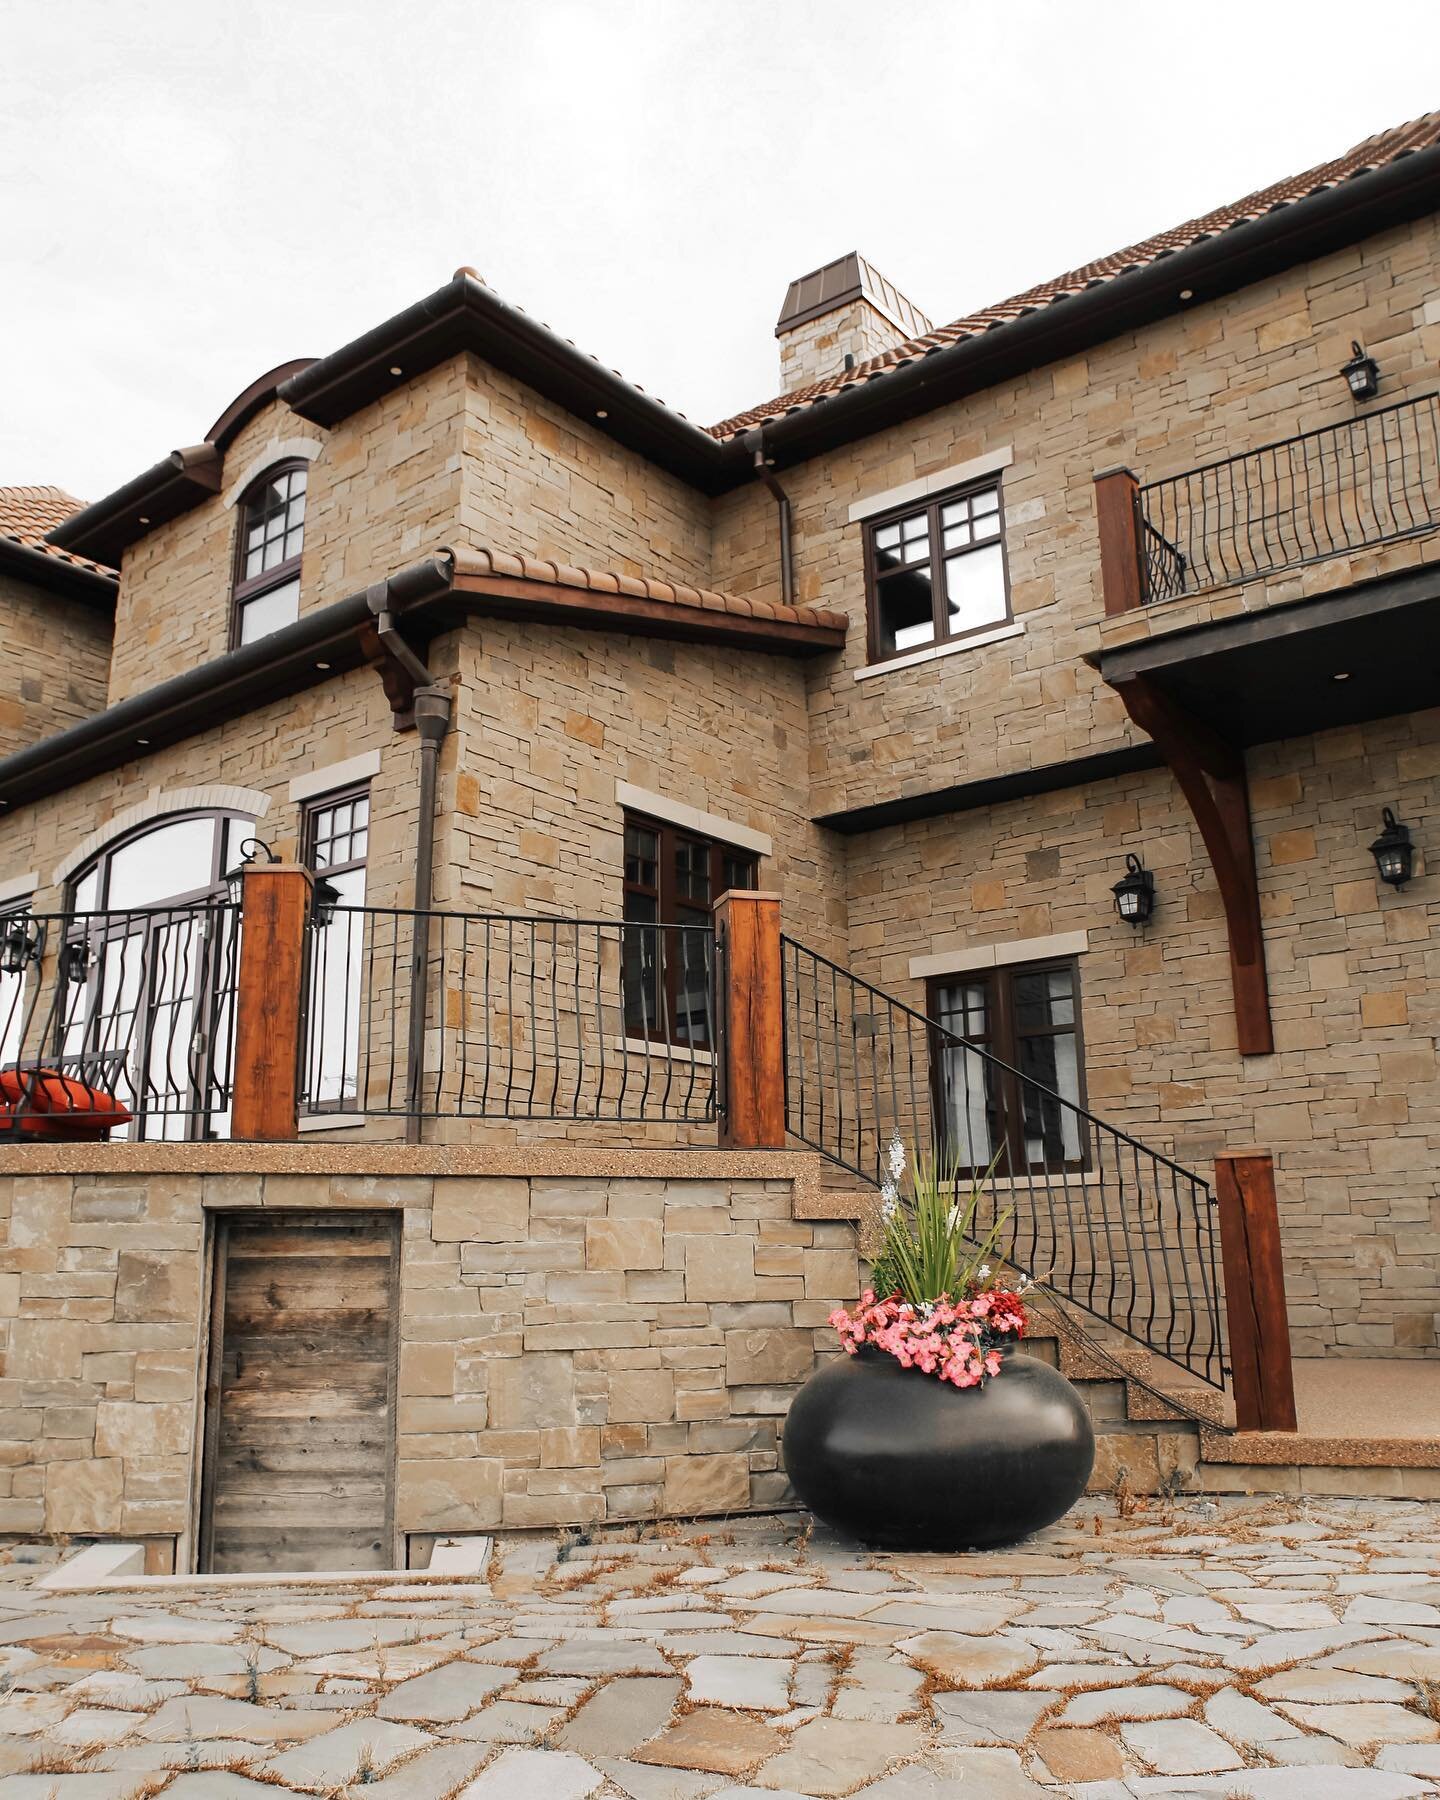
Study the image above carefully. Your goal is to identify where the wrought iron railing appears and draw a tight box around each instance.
[300,907,717,1122]
[781,936,1226,1389]
[1138,392,1440,600]
[0,904,241,1139]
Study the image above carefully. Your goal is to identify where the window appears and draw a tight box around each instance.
[622,813,758,1048]
[928,959,1086,1174]
[64,811,253,1141]
[865,478,1009,663]
[302,786,369,1110]
[231,462,307,647]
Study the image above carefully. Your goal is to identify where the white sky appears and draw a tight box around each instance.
[3,0,1438,502]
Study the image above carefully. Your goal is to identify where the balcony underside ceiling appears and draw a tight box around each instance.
[1096,564,1440,747]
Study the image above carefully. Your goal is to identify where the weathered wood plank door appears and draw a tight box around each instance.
[199,1212,400,1573]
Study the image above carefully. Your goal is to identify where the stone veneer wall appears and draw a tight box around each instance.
[844,706,1440,1360]
[0,1146,853,1556]
[0,573,112,760]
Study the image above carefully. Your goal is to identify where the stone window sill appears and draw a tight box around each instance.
[611,1036,715,1067]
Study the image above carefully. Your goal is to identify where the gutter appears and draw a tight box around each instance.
[0,535,117,610]
[362,581,453,1144]
[0,554,454,813]
[744,140,1440,470]
[741,429,795,609]
[279,272,734,493]
[47,445,223,568]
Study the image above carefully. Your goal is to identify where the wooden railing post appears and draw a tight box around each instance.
[1214,1150,1297,1432]
[1094,466,1145,615]
[231,863,313,1142]
[715,890,785,1150]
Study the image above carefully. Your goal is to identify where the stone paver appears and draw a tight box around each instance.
[5,1498,1440,1796]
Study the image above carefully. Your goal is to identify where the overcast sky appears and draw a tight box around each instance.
[3,1,1438,502]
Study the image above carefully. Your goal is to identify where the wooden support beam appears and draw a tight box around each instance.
[1116,672,1274,1056]
[1214,1150,1297,1432]
[1094,467,1145,616]
[715,890,785,1150]
[231,863,313,1142]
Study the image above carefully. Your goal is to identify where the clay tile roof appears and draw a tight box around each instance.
[0,485,115,578]
[709,109,1440,440]
[451,545,847,635]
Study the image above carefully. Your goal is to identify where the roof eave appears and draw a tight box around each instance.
[279,275,737,495]
[45,446,224,567]
[0,534,118,610]
[742,141,1440,469]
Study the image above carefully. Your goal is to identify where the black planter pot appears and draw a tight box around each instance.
[782,1344,1095,1551]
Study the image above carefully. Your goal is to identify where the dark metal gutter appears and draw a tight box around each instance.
[279,274,735,494]
[47,445,224,569]
[0,555,455,812]
[0,535,117,610]
[750,144,1440,471]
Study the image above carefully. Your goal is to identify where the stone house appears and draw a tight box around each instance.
[0,110,1438,1569]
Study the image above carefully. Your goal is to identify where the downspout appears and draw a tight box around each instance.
[365,582,453,1144]
[743,428,795,609]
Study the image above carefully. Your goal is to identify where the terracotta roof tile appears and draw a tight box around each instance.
[451,545,847,634]
[0,485,115,579]
[709,110,1440,440]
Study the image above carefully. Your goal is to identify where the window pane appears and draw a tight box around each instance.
[106,817,219,909]
[1018,1031,1083,1166]
[238,578,300,645]
[674,838,710,904]
[876,565,934,657]
[621,893,660,1036]
[624,825,658,889]
[722,851,756,893]
[973,486,1000,515]
[943,542,1006,637]
[1013,966,1075,1033]
[673,926,713,1047]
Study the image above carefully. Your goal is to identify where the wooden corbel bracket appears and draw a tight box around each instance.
[1115,673,1274,1056]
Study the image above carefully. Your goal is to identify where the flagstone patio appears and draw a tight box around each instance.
[4,1497,1440,1797]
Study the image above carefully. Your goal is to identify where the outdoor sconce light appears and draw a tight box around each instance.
[1340,341,1380,402]
[223,836,279,907]
[62,939,91,984]
[312,875,342,929]
[0,913,42,975]
[1112,853,1155,926]
[1369,806,1415,889]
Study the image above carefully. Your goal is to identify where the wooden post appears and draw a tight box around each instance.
[1214,1150,1297,1432]
[231,863,313,1142]
[1094,467,1145,616]
[715,890,785,1150]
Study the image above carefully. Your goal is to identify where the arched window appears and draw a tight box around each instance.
[231,461,306,646]
[64,811,254,1141]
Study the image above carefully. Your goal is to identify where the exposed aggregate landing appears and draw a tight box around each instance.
[3,1497,1440,1797]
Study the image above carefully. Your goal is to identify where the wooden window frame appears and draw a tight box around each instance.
[229,461,308,650]
[863,474,1012,665]
[926,956,1090,1175]
[300,782,370,885]
[621,810,758,1047]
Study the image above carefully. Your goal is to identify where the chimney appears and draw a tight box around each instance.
[775,253,932,393]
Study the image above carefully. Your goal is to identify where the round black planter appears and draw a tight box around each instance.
[782,1345,1095,1551]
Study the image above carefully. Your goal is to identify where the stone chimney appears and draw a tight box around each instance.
[775,253,932,393]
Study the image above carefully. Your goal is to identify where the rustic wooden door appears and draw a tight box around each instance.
[199,1212,400,1572]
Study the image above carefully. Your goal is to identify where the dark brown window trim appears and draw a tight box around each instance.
[926,955,1090,1175]
[621,809,759,1048]
[863,473,1012,667]
[229,461,308,650]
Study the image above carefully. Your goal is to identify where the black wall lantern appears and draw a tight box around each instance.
[1340,341,1380,402]
[312,875,342,929]
[223,836,280,907]
[1112,853,1155,926]
[0,913,43,975]
[1369,806,1415,889]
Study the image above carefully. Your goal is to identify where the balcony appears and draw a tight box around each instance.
[1094,391,1440,746]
